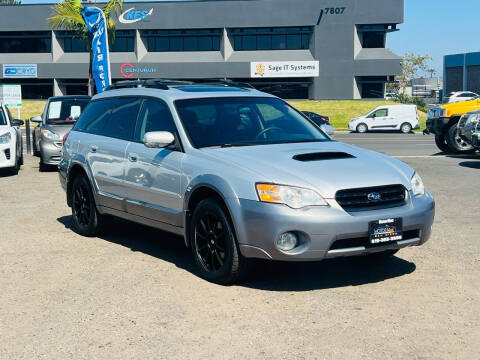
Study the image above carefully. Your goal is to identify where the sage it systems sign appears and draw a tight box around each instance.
[3,64,37,78]
[251,61,319,78]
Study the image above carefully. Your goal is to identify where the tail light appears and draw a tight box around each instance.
[321,116,330,124]
[62,131,70,146]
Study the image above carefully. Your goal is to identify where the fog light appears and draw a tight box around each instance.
[276,232,298,251]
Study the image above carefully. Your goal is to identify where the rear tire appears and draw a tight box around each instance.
[446,123,475,153]
[400,122,412,134]
[434,134,450,152]
[39,159,48,172]
[356,123,368,133]
[189,198,244,285]
[71,174,104,237]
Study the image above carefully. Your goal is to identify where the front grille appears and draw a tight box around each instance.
[330,230,420,250]
[4,149,10,160]
[335,184,407,211]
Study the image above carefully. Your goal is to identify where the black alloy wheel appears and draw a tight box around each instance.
[190,198,243,284]
[71,175,103,237]
[446,123,475,153]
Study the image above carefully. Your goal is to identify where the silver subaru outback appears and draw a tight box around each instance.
[59,80,435,284]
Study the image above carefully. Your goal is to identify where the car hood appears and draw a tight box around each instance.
[202,142,414,199]
[43,124,73,138]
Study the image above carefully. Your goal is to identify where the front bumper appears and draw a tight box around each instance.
[426,117,449,134]
[40,139,63,165]
[234,193,435,261]
[0,143,15,169]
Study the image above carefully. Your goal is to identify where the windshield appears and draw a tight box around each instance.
[46,99,90,125]
[0,109,6,126]
[175,97,329,148]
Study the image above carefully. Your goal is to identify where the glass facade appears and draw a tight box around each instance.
[0,31,51,53]
[230,27,313,51]
[141,29,222,52]
[58,30,135,52]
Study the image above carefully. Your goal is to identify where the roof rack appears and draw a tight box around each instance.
[104,78,254,91]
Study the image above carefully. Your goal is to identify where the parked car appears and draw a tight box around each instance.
[349,104,419,133]
[385,92,395,100]
[457,110,480,147]
[0,101,23,174]
[444,91,479,104]
[31,95,90,171]
[426,98,480,153]
[59,80,435,284]
[302,111,334,136]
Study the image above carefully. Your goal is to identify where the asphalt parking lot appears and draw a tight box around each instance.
[1,133,479,359]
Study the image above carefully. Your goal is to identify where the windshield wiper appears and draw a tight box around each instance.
[220,143,258,148]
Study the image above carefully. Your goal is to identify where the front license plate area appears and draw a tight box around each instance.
[369,218,403,245]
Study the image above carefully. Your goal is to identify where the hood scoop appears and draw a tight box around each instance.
[293,152,356,162]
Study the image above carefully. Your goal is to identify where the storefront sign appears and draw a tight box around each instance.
[0,84,22,108]
[2,64,37,78]
[119,8,153,24]
[251,61,319,78]
[120,63,157,78]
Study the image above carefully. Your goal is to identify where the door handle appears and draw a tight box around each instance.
[128,153,138,162]
[90,145,98,153]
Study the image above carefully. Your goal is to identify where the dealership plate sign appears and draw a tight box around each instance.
[0,84,22,108]
[3,64,37,78]
[251,61,319,78]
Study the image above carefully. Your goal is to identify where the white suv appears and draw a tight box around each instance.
[0,102,23,174]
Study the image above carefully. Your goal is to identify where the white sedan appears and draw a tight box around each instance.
[445,91,479,104]
[0,102,23,174]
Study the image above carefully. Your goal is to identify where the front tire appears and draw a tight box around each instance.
[189,198,244,285]
[400,122,412,134]
[71,174,104,237]
[435,134,450,152]
[356,123,368,133]
[446,123,475,153]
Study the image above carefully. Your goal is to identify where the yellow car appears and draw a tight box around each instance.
[426,97,480,153]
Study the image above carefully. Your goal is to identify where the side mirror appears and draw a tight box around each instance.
[30,115,42,123]
[11,119,24,126]
[143,131,175,148]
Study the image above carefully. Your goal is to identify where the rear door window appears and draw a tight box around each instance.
[75,99,116,134]
[101,97,142,141]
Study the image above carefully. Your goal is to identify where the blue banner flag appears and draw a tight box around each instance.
[81,7,111,93]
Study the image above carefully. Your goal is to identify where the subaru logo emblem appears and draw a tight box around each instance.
[367,192,381,201]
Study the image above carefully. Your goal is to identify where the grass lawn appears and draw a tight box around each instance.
[15,99,427,131]
[8,100,45,125]
[290,100,427,131]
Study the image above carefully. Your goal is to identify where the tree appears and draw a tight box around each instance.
[427,68,436,78]
[47,0,122,95]
[0,0,21,5]
[399,53,432,92]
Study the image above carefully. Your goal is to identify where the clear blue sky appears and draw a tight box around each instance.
[389,0,480,77]
[20,0,480,76]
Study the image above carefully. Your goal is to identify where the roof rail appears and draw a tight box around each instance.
[104,78,254,91]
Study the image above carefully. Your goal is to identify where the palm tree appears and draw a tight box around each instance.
[47,0,123,95]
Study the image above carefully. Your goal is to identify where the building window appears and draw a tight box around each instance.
[58,30,135,52]
[141,29,222,52]
[0,31,51,53]
[230,27,312,51]
[357,24,397,49]
[57,31,89,52]
[110,30,135,52]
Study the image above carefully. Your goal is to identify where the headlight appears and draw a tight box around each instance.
[256,183,328,209]
[0,132,12,144]
[41,129,60,140]
[411,173,425,197]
